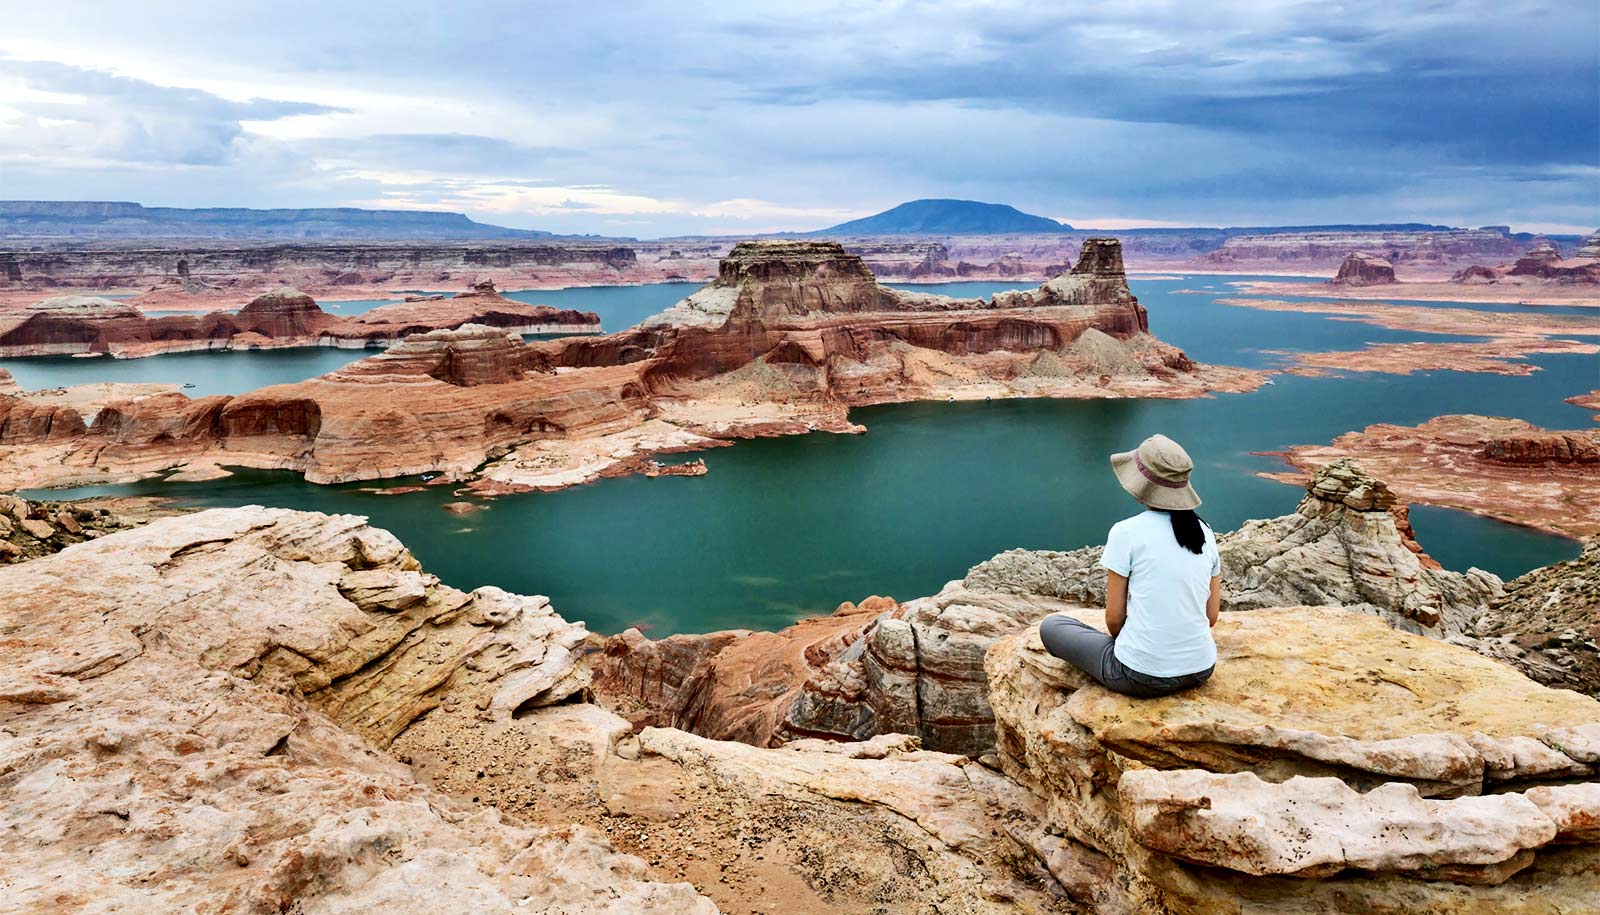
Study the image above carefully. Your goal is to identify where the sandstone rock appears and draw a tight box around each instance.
[1120,769,1562,879]
[0,507,709,914]
[18,517,54,539]
[399,689,1074,914]
[1580,231,1600,260]
[233,285,335,337]
[1223,458,1500,634]
[1453,263,1501,283]
[0,367,17,395]
[602,461,1502,758]
[2,235,1259,492]
[985,607,1600,912]
[0,280,600,360]
[1451,239,1600,287]
[1273,414,1600,539]
[592,597,889,744]
[1330,251,1398,285]
[1510,241,1564,275]
[1473,538,1600,695]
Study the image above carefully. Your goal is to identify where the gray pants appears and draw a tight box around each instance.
[1039,615,1213,699]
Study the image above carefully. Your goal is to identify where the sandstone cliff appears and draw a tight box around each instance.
[1450,240,1600,287]
[7,506,1598,915]
[986,608,1600,913]
[0,237,1260,491]
[1273,414,1600,539]
[0,508,715,914]
[592,461,1504,756]
[1473,537,1600,696]
[1329,251,1397,285]
[0,280,601,358]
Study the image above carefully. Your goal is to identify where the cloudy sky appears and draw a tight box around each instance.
[1,1,1595,237]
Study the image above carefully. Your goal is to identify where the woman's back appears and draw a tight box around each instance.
[1100,509,1219,677]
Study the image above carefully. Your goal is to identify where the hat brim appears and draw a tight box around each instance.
[1110,450,1201,511]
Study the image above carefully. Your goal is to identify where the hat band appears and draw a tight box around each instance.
[1135,453,1189,489]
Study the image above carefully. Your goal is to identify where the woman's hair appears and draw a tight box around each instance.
[1155,508,1208,554]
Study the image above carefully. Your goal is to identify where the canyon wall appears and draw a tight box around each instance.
[6,503,1598,914]
[591,461,1505,755]
[0,237,1260,490]
[5,226,1574,299]
[1450,237,1600,287]
[0,280,600,358]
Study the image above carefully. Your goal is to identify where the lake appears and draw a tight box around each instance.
[14,275,1594,636]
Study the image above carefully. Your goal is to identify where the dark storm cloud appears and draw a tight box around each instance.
[0,1,1594,234]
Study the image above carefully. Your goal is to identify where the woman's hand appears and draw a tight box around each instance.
[1106,570,1128,637]
[1207,575,1221,628]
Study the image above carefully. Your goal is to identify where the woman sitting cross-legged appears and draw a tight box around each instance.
[1040,433,1220,698]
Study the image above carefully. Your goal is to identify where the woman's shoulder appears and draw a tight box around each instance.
[1111,509,1158,531]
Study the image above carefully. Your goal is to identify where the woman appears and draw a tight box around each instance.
[1040,433,1220,698]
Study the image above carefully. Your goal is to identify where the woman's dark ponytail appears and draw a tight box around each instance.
[1160,508,1207,554]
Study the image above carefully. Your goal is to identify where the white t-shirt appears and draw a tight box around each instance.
[1099,510,1220,677]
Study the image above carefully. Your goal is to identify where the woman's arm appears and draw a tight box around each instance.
[1106,570,1128,637]
[1207,575,1221,627]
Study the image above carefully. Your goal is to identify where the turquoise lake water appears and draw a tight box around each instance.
[12,275,1595,636]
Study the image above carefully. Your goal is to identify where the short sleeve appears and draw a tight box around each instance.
[1207,527,1221,576]
[1100,522,1132,576]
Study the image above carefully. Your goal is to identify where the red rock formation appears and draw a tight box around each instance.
[233,286,337,337]
[1450,240,1600,287]
[1509,241,1564,276]
[1329,251,1397,286]
[592,597,893,744]
[0,295,240,357]
[0,282,601,358]
[1273,414,1600,539]
[0,394,88,442]
[1481,430,1600,465]
[1452,264,1499,283]
[0,237,1259,489]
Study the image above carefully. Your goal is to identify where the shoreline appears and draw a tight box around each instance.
[1228,278,1600,307]
[2,358,1271,495]
[1259,415,1600,541]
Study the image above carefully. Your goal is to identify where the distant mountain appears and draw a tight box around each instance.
[814,199,1071,235]
[0,201,558,241]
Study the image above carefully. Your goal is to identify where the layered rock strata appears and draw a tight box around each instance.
[985,608,1600,913]
[9,503,1600,914]
[0,280,600,358]
[1450,240,1600,286]
[1472,538,1600,695]
[1,237,1261,491]
[1201,227,1529,275]
[1271,414,1600,539]
[1571,389,1600,420]
[1217,296,1600,376]
[593,461,1501,755]
[1329,251,1397,285]
[0,507,1080,914]
[0,508,714,914]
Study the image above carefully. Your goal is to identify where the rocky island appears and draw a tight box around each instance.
[4,463,1599,914]
[0,238,1262,490]
[1268,415,1600,540]
[0,278,600,359]
[1234,233,1600,306]
[1328,251,1397,286]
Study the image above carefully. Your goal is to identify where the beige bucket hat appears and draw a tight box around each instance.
[1110,434,1201,510]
